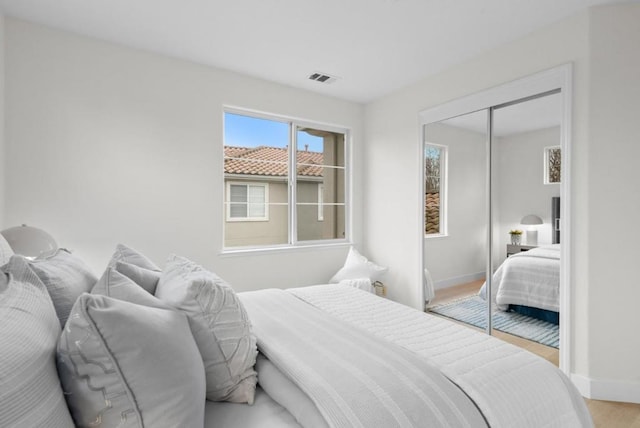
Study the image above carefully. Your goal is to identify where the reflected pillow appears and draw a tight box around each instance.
[330,247,387,283]
[155,255,258,404]
[0,256,74,428]
[27,249,97,327]
[57,294,205,428]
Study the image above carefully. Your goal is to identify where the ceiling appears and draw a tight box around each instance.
[0,0,631,103]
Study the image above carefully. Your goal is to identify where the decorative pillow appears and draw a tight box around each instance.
[27,248,97,328]
[114,260,161,294]
[109,244,161,294]
[57,293,206,428]
[92,267,167,309]
[0,256,74,428]
[0,233,13,266]
[329,246,388,283]
[155,255,258,404]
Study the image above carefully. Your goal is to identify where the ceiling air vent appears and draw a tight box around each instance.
[308,72,338,84]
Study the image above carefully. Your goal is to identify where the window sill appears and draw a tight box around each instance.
[424,233,448,240]
[220,240,351,257]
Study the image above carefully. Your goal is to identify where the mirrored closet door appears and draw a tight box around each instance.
[422,76,567,360]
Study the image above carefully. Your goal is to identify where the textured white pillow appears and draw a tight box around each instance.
[330,247,388,283]
[109,244,161,294]
[57,293,206,428]
[27,249,98,328]
[0,256,74,428]
[155,255,258,404]
[0,233,13,266]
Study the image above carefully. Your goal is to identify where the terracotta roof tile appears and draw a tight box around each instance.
[224,146,324,177]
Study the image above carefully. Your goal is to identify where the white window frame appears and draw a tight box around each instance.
[317,183,324,221]
[222,107,351,252]
[226,182,269,222]
[423,142,448,238]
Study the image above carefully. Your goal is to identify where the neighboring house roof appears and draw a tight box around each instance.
[425,191,440,234]
[224,146,324,177]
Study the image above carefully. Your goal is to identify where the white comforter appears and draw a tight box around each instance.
[240,289,488,428]
[289,284,592,428]
[480,244,560,312]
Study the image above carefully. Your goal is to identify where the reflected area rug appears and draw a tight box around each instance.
[429,295,559,348]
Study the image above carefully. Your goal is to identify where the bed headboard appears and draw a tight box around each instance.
[552,196,560,244]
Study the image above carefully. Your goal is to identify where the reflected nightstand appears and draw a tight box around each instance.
[506,244,537,257]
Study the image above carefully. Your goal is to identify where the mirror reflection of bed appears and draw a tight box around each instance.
[424,92,563,363]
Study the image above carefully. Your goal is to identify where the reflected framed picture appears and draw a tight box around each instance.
[544,146,561,184]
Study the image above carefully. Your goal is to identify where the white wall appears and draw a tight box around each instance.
[424,120,487,287]
[493,127,560,266]
[3,18,364,289]
[585,4,640,397]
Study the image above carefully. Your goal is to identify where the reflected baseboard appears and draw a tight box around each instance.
[434,272,485,290]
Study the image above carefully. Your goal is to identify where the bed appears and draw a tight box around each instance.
[479,244,560,323]
[215,283,592,428]
[4,243,590,428]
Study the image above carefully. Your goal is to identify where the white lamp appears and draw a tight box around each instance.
[0,224,58,258]
[520,215,543,246]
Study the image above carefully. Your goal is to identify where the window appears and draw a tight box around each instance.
[227,182,268,221]
[223,111,348,249]
[424,144,447,236]
[544,146,561,184]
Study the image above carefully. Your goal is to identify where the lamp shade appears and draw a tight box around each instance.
[0,224,58,258]
[520,215,543,225]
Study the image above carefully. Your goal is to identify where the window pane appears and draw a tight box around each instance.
[545,147,561,184]
[224,113,288,247]
[230,184,247,202]
[224,112,348,248]
[425,145,442,235]
[296,127,346,241]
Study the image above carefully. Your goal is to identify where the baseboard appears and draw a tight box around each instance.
[571,373,640,404]
[434,272,485,290]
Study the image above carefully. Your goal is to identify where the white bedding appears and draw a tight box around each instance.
[240,289,488,428]
[479,244,560,312]
[289,284,592,428]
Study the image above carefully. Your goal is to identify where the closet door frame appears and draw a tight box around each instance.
[419,64,573,374]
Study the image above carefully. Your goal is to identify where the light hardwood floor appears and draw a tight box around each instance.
[427,281,640,428]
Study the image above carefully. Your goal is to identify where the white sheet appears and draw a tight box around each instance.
[289,284,592,428]
[480,244,560,312]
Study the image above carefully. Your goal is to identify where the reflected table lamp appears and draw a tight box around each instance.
[0,224,58,258]
[520,215,543,246]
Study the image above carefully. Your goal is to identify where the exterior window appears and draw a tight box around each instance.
[227,182,268,221]
[223,111,348,249]
[424,144,447,236]
[544,146,561,184]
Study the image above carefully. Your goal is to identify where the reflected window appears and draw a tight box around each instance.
[545,146,561,184]
[425,144,447,236]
